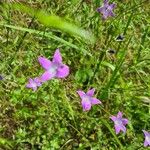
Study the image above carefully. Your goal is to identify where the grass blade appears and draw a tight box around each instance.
[0,23,91,55]
[7,3,95,43]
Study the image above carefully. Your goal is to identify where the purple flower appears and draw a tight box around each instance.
[77,88,102,111]
[143,130,150,147]
[110,111,128,134]
[97,0,116,20]
[26,77,42,91]
[38,49,69,82]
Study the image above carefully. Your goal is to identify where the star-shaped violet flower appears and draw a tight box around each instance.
[97,0,116,20]
[26,77,42,91]
[77,88,102,111]
[110,111,128,134]
[143,130,150,147]
[38,49,69,82]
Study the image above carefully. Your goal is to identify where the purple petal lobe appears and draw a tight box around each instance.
[143,130,150,147]
[97,7,104,13]
[77,90,86,98]
[87,88,95,97]
[143,130,149,136]
[104,0,108,5]
[38,57,51,70]
[41,71,55,82]
[91,98,101,105]
[110,116,117,122]
[56,64,69,78]
[115,125,121,134]
[110,3,116,9]
[81,99,91,111]
[144,140,149,147]
[121,125,126,133]
[117,111,123,118]
[122,119,128,125]
[52,49,62,64]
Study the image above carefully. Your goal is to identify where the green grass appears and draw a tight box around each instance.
[0,0,150,149]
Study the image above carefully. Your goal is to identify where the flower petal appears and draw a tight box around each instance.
[120,125,126,133]
[114,125,121,134]
[87,88,95,97]
[104,0,108,5]
[110,116,117,122]
[32,86,37,91]
[143,130,150,137]
[122,119,128,125]
[52,49,62,64]
[110,3,116,9]
[77,90,86,98]
[41,71,55,82]
[91,98,101,105]
[26,83,33,88]
[108,11,115,17]
[26,78,34,88]
[97,7,105,13]
[144,140,149,147]
[81,99,91,111]
[102,12,109,20]
[38,57,52,70]
[56,64,69,78]
[117,111,123,118]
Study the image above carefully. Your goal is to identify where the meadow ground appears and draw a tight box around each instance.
[0,0,150,149]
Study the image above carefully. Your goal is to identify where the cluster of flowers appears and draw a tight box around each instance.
[26,0,150,147]
[26,49,69,91]
[26,49,150,147]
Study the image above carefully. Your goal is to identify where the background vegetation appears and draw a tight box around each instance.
[0,0,150,149]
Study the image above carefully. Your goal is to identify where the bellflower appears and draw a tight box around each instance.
[110,111,128,134]
[26,77,42,91]
[143,130,150,147]
[38,49,69,82]
[97,0,116,20]
[77,88,102,111]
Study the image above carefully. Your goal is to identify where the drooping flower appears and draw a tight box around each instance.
[143,130,150,147]
[110,111,128,134]
[116,34,124,41]
[107,49,116,54]
[38,49,69,82]
[26,77,42,91]
[77,88,102,111]
[97,0,116,20]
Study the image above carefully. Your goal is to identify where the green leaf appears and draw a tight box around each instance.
[9,3,95,43]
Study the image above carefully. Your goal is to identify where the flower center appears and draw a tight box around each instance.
[31,82,37,87]
[115,119,122,125]
[105,5,112,12]
[83,95,91,102]
[48,63,58,74]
